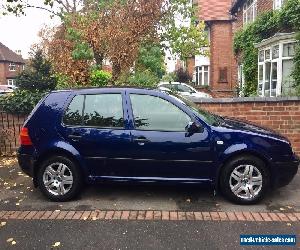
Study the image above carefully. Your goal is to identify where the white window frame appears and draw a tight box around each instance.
[238,64,245,96]
[7,79,15,86]
[258,40,296,97]
[273,0,285,10]
[243,0,257,26]
[8,63,16,71]
[195,65,210,86]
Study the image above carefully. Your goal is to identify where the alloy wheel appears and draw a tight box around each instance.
[229,164,263,200]
[42,162,73,196]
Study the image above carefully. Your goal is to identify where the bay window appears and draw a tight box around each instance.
[257,35,296,97]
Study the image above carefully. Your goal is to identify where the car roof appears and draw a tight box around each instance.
[50,87,166,95]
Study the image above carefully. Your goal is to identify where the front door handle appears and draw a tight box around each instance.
[133,137,150,145]
[68,134,82,141]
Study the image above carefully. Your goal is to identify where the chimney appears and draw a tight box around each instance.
[15,50,22,55]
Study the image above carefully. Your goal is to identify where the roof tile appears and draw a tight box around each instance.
[0,42,25,64]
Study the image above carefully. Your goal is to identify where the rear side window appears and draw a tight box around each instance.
[83,94,124,128]
[63,93,124,128]
[63,95,84,126]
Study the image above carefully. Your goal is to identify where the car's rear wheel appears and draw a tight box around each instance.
[37,156,82,201]
[220,155,270,205]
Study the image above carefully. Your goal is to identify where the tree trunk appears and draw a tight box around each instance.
[93,50,104,69]
[112,62,121,83]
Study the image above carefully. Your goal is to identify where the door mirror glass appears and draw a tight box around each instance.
[185,122,203,136]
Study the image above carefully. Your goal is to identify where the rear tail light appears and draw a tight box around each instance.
[20,127,33,146]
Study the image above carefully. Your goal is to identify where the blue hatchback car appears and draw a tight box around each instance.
[17,88,299,204]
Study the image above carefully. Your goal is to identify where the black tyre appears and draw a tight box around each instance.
[220,155,270,205]
[37,156,83,202]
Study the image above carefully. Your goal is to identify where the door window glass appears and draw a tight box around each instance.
[177,84,192,93]
[63,95,84,126]
[83,94,124,128]
[130,94,191,131]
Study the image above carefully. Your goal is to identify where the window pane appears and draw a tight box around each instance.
[283,43,295,57]
[271,62,277,96]
[130,94,191,131]
[265,49,270,60]
[258,65,263,82]
[83,94,124,128]
[282,59,295,96]
[63,95,84,126]
[264,62,271,96]
[272,45,279,59]
[259,50,264,62]
[204,72,209,85]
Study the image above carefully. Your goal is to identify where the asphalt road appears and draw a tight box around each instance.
[0,220,299,250]
[0,158,299,213]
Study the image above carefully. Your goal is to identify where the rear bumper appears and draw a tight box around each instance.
[17,153,35,177]
[272,154,299,188]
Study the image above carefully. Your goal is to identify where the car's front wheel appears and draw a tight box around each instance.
[37,156,83,201]
[220,155,270,205]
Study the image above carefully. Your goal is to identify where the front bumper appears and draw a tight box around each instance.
[272,154,299,188]
[17,153,35,177]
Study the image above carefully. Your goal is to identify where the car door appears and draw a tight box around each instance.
[61,91,133,177]
[126,92,214,181]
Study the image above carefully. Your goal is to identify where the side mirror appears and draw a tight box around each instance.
[185,122,203,136]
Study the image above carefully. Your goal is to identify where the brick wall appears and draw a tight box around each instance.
[0,111,26,156]
[210,21,238,97]
[0,63,5,85]
[196,97,300,156]
[0,62,24,85]
[258,0,273,14]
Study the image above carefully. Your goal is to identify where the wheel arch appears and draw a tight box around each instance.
[214,149,271,191]
[33,147,87,187]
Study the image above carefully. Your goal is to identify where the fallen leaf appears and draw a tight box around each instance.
[7,238,14,242]
[54,210,60,212]
[83,217,87,220]
[15,203,20,206]
[186,199,191,202]
[52,242,61,247]
[1,221,7,226]
[287,206,293,209]
[280,208,285,211]
[287,223,292,226]
[11,241,16,245]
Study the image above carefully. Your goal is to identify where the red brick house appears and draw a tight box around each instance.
[0,42,25,86]
[184,0,238,97]
[231,0,297,97]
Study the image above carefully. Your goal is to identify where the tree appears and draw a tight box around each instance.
[16,49,57,91]
[135,41,166,79]
[1,0,85,16]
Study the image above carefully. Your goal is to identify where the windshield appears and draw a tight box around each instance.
[168,92,223,126]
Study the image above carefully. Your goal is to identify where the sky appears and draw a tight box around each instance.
[0,1,60,59]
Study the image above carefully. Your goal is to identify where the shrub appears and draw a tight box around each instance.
[127,70,160,87]
[175,68,191,83]
[0,90,47,114]
[89,70,112,87]
[161,72,177,82]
